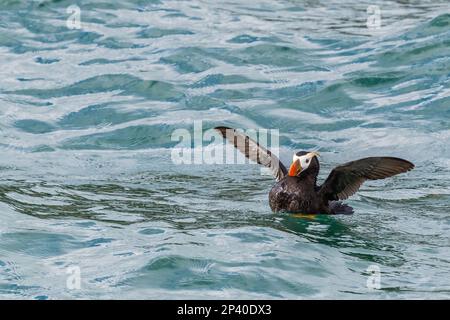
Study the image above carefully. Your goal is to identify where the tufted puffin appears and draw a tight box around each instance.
[215,127,414,214]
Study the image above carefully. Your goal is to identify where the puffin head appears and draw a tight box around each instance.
[288,151,320,177]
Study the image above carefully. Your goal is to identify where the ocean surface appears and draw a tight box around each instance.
[0,0,449,299]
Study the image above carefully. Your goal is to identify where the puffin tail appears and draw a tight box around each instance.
[329,201,354,215]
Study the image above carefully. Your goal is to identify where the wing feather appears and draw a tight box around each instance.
[214,126,287,181]
[319,157,414,201]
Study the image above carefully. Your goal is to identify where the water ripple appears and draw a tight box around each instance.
[0,0,449,299]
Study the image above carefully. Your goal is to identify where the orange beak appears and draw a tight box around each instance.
[288,159,301,176]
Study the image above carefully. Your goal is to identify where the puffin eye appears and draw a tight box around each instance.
[306,159,310,164]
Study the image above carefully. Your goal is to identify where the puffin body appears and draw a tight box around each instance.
[269,176,326,213]
[215,127,414,214]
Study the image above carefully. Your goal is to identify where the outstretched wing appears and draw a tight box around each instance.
[214,126,287,181]
[319,157,414,201]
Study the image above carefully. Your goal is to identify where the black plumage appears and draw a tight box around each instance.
[215,127,414,214]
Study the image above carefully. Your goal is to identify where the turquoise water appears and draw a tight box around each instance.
[1,0,450,299]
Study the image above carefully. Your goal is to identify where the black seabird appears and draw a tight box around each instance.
[215,127,414,214]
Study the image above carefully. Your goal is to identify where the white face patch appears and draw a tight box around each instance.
[293,154,313,171]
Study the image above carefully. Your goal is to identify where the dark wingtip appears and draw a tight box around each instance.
[399,158,415,172]
[407,161,415,171]
[214,126,233,137]
[383,157,415,173]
